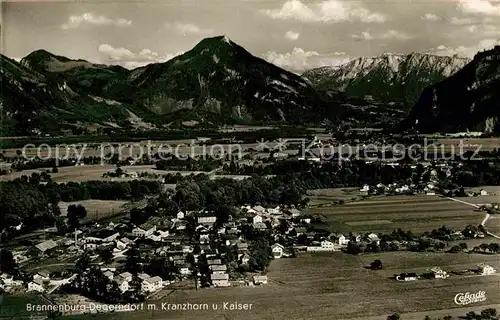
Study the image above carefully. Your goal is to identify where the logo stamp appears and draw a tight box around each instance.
[454,291,487,305]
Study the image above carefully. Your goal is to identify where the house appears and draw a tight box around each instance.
[33,271,50,281]
[142,276,163,292]
[35,240,58,253]
[28,279,45,292]
[177,211,185,219]
[252,215,263,224]
[286,208,301,218]
[253,205,266,213]
[271,243,285,259]
[336,234,350,246]
[209,265,227,274]
[132,224,157,237]
[253,222,267,230]
[210,273,230,287]
[478,264,496,275]
[114,276,130,292]
[119,272,133,282]
[239,253,251,265]
[480,189,488,196]
[351,233,362,243]
[83,243,97,251]
[320,240,335,249]
[430,267,449,279]
[236,242,249,253]
[253,275,268,285]
[367,233,380,245]
[207,259,222,265]
[175,220,187,231]
[138,273,151,281]
[307,240,339,252]
[180,265,191,276]
[360,184,370,193]
[396,273,418,281]
[103,271,114,280]
[198,216,217,225]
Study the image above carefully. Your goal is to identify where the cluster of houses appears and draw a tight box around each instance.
[1,204,318,295]
[395,264,497,282]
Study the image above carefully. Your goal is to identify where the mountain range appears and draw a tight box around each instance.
[403,45,500,133]
[1,36,499,136]
[303,53,470,107]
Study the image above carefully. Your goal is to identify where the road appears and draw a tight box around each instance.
[445,196,500,240]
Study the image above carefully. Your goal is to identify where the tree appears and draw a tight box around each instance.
[387,314,400,320]
[346,241,362,255]
[370,259,383,270]
[0,249,17,274]
[52,166,59,173]
[99,248,114,264]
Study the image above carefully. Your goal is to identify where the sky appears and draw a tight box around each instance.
[2,0,500,73]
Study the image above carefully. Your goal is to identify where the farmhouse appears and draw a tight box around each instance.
[27,279,45,292]
[142,276,163,292]
[430,267,449,279]
[33,271,50,281]
[253,275,268,285]
[132,224,157,237]
[396,273,418,281]
[113,276,130,292]
[271,243,285,259]
[35,240,58,253]
[209,264,228,274]
[211,273,230,287]
[478,263,496,275]
[307,240,339,252]
[198,216,217,225]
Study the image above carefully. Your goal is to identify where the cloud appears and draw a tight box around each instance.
[421,13,441,21]
[98,44,183,69]
[262,0,386,23]
[264,48,349,73]
[61,13,131,29]
[457,0,500,16]
[167,22,213,35]
[431,39,500,58]
[449,16,476,24]
[284,31,300,41]
[351,30,412,41]
[465,23,500,36]
[351,31,374,41]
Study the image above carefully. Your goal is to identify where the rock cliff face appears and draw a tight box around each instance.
[403,46,500,133]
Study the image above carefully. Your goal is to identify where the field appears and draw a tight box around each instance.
[0,295,48,317]
[0,164,219,183]
[58,200,128,220]
[307,195,486,234]
[62,251,500,320]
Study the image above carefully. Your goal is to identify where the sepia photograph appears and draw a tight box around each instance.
[0,0,499,319]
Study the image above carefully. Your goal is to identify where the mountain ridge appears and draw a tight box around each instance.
[303,53,470,107]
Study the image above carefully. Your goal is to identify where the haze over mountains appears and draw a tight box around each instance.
[1,36,500,136]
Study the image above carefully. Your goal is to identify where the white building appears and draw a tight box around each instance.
[430,267,449,279]
[271,243,285,259]
[253,275,268,285]
[252,215,263,224]
[141,276,163,292]
[198,216,217,225]
[478,264,496,275]
[337,235,350,246]
[209,265,227,274]
[132,224,157,237]
[211,273,230,287]
[28,279,45,292]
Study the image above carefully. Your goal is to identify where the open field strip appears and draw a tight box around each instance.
[60,252,500,320]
